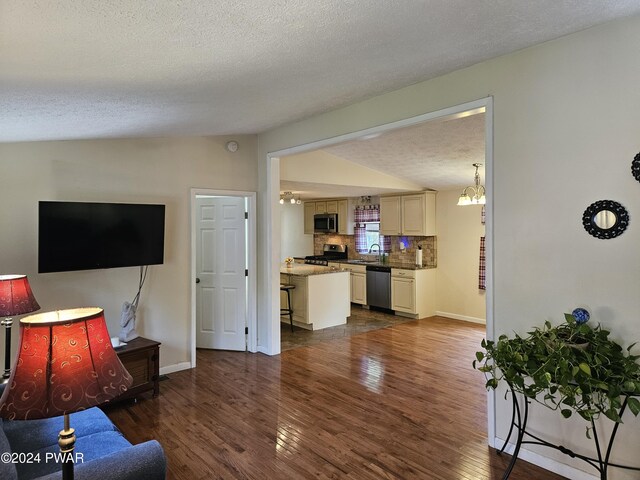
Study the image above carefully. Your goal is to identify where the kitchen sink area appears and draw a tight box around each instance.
[285,244,438,324]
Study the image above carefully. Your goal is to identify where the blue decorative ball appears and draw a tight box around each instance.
[572,308,590,324]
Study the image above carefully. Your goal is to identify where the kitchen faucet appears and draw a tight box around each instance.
[369,244,383,262]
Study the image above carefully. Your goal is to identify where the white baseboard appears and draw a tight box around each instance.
[257,345,280,356]
[495,438,598,480]
[435,311,486,324]
[159,361,192,376]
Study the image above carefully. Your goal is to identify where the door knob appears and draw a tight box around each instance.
[196,278,201,284]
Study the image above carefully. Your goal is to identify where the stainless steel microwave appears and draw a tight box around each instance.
[314,214,338,233]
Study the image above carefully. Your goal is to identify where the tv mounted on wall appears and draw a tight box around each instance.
[39,201,165,273]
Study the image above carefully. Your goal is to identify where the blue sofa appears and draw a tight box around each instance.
[0,387,166,480]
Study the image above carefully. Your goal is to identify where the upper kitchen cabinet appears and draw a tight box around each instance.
[337,199,354,234]
[380,196,401,235]
[304,198,354,234]
[380,192,436,236]
[304,202,316,234]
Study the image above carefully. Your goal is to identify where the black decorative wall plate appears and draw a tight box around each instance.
[633,152,640,183]
[582,200,629,239]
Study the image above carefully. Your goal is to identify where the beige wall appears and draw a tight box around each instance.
[258,15,640,478]
[0,136,258,372]
[280,203,313,260]
[281,150,422,190]
[436,189,486,322]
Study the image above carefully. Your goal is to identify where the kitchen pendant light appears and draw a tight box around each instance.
[457,163,486,206]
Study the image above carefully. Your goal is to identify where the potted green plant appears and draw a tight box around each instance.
[474,312,640,436]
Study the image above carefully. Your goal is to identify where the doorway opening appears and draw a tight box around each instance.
[190,189,257,367]
[266,96,494,443]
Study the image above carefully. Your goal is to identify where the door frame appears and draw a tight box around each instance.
[190,188,257,367]
[265,96,495,445]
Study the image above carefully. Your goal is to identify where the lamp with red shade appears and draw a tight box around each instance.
[0,307,133,480]
[0,275,40,383]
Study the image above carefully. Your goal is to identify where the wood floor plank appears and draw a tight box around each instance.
[105,316,566,480]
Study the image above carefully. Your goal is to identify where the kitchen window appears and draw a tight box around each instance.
[354,205,389,254]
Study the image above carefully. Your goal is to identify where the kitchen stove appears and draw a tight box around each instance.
[304,244,348,266]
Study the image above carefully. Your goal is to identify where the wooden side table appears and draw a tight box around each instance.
[115,337,161,400]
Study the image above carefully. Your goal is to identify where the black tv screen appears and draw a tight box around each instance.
[39,201,165,273]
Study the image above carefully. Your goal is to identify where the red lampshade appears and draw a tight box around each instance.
[0,275,40,317]
[0,307,133,420]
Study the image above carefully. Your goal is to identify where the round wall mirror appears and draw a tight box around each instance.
[582,200,629,239]
[593,210,617,230]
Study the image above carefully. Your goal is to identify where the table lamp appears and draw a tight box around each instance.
[0,307,133,480]
[0,274,40,383]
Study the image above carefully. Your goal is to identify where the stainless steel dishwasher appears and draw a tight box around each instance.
[366,265,391,310]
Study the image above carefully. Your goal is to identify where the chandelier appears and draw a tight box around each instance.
[457,163,486,206]
[279,191,301,205]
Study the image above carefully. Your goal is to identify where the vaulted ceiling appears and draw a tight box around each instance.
[2,1,640,142]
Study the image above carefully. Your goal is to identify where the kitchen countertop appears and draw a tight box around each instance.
[280,263,347,277]
[334,260,436,270]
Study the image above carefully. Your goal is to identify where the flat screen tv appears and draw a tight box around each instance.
[39,201,165,273]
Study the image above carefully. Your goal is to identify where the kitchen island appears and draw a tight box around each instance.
[280,264,350,330]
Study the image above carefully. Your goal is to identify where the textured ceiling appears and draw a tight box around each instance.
[2,1,640,142]
[280,111,485,198]
[322,112,485,191]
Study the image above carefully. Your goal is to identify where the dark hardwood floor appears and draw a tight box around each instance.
[106,316,566,479]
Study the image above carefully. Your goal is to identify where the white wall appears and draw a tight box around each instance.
[436,189,486,323]
[0,136,258,373]
[280,203,312,260]
[258,15,640,479]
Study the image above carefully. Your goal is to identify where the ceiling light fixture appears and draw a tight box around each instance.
[279,191,300,205]
[457,163,486,206]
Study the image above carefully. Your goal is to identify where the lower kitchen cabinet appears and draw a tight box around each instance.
[391,276,415,313]
[281,274,308,324]
[391,268,435,318]
[351,271,367,305]
[280,271,350,330]
[336,263,367,305]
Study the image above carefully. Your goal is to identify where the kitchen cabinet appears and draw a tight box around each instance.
[391,276,415,313]
[351,271,367,305]
[304,202,316,234]
[402,193,435,236]
[281,274,309,324]
[337,199,354,234]
[304,198,354,235]
[337,263,367,305]
[391,268,436,318]
[380,192,436,236]
[326,200,338,214]
[280,269,350,330]
[380,196,401,236]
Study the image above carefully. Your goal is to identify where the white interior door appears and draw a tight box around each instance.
[196,196,247,351]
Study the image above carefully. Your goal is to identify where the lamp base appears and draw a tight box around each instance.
[59,413,76,480]
[2,317,12,385]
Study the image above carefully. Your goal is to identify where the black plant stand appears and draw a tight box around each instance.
[497,387,640,480]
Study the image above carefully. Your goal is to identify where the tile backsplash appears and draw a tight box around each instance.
[314,234,437,267]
